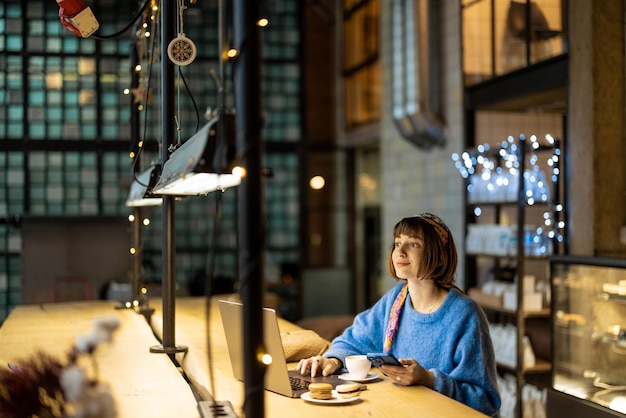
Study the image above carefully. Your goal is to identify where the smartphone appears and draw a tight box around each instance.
[366,352,402,368]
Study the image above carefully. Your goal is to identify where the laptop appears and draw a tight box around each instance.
[218,299,343,398]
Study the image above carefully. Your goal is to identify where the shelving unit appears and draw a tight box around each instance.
[455,134,565,418]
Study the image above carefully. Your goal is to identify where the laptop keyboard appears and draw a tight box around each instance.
[289,375,310,391]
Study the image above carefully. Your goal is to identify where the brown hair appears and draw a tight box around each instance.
[385,214,458,288]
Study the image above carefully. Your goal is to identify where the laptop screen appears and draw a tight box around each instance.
[218,299,342,397]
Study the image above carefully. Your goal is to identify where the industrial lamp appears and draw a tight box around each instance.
[126,164,162,207]
[152,114,240,196]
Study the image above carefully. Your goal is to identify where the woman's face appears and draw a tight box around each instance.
[392,233,424,279]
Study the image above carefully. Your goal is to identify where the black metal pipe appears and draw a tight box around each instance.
[150,0,186,355]
[130,39,142,302]
[233,0,265,416]
[133,207,142,300]
[161,0,176,350]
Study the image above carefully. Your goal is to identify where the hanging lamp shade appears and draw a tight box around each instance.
[152,113,240,196]
[126,164,162,207]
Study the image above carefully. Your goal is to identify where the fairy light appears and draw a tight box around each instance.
[451,133,566,248]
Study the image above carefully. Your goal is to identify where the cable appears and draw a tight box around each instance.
[204,190,222,402]
[177,66,201,133]
[131,5,160,186]
[91,0,151,41]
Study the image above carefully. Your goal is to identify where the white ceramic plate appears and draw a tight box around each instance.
[301,390,361,405]
[338,372,380,383]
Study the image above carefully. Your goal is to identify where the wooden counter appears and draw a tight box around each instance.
[151,296,489,418]
[0,301,200,417]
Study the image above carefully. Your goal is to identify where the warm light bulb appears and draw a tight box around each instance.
[309,175,325,190]
[128,214,136,222]
[123,88,130,95]
[143,218,150,226]
[257,18,269,27]
[135,64,142,72]
[261,353,273,365]
[227,48,239,58]
[232,166,246,178]
[130,247,136,255]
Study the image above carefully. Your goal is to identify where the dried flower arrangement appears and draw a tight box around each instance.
[0,316,120,418]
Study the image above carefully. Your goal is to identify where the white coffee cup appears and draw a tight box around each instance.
[345,354,371,379]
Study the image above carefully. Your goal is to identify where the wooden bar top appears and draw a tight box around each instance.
[0,301,200,417]
[151,296,489,418]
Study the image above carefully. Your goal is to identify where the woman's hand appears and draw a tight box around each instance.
[296,355,342,377]
[379,358,435,388]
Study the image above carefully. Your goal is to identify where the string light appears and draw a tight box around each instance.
[451,134,565,249]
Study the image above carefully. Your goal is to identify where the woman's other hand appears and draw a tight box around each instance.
[379,358,435,388]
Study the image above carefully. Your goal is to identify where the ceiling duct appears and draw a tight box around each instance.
[391,0,445,149]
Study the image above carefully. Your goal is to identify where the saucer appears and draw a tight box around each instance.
[301,390,361,405]
[338,372,380,383]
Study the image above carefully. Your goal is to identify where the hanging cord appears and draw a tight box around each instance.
[91,0,151,41]
[203,190,223,402]
[177,0,186,35]
[131,5,161,186]
[170,0,200,141]
[178,67,200,133]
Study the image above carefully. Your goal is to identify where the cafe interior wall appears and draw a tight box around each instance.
[567,0,626,258]
[374,1,626,307]
[378,0,467,293]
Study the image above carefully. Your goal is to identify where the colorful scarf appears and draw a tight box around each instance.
[383,282,409,352]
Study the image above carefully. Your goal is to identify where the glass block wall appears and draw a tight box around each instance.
[0,0,302,324]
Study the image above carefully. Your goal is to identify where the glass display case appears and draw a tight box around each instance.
[549,255,626,418]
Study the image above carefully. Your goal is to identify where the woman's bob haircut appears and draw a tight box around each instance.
[385,214,458,288]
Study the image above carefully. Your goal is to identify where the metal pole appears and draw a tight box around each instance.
[151,0,187,355]
[133,207,142,300]
[234,0,265,416]
[130,40,142,304]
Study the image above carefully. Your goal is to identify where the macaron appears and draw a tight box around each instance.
[335,382,361,399]
[307,382,333,400]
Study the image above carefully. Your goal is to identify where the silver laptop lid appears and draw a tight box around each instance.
[218,299,296,397]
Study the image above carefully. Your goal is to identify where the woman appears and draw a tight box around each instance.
[297,213,501,417]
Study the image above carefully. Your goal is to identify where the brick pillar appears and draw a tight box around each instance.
[568,0,626,256]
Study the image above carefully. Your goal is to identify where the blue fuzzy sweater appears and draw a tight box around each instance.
[323,284,501,417]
